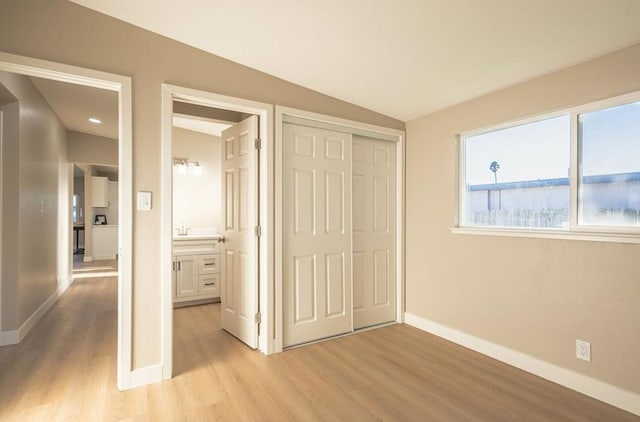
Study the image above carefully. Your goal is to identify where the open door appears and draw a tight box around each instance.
[220,115,259,349]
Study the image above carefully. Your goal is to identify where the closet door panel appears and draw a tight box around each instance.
[283,123,352,347]
[353,136,396,329]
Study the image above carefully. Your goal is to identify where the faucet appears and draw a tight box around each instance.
[177,221,191,236]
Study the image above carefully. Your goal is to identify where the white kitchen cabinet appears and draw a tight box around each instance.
[173,237,220,305]
[91,225,118,260]
[91,176,109,207]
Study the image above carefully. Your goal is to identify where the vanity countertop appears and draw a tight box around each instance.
[173,234,222,241]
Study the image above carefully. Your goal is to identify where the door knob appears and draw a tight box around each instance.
[217,236,226,244]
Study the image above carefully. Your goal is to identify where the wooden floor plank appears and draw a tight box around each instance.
[0,275,637,421]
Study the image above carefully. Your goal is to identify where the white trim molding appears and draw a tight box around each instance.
[0,52,133,391]
[450,227,640,244]
[0,329,19,346]
[404,313,640,417]
[0,276,74,346]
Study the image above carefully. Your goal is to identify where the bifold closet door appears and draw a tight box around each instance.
[283,123,352,347]
[352,136,396,329]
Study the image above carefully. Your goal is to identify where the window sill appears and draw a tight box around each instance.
[450,226,640,244]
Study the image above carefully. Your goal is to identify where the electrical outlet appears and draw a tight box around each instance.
[576,339,591,362]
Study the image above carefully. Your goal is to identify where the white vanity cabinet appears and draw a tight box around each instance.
[173,237,220,305]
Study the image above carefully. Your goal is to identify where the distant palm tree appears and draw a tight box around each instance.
[489,161,500,184]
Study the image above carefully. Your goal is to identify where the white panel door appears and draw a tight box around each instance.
[352,136,396,329]
[221,115,258,349]
[283,123,352,347]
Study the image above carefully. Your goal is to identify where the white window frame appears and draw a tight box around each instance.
[453,90,640,244]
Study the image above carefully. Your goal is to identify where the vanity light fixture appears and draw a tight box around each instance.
[88,117,102,124]
[172,157,201,168]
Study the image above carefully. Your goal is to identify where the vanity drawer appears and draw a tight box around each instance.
[199,273,219,296]
[199,254,219,274]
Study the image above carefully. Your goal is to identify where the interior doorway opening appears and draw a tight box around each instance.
[170,102,259,374]
[0,52,133,390]
[72,162,119,278]
[161,85,274,380]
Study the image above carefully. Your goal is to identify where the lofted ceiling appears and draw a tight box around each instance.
[70,0,640,121]
[30,76,118,139]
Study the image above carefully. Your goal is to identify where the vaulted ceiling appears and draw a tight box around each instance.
[70,0,640,121]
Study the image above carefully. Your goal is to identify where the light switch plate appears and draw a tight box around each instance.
[137,191,152,211]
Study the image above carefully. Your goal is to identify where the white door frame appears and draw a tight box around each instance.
[160,84,274,379]
[0,52,134,390]
[0,109,3,332]
[275,106,405,353]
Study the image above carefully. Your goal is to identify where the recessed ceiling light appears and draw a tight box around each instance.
[89,117,102,124]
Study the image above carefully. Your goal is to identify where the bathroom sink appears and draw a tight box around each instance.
[172,234,222,241]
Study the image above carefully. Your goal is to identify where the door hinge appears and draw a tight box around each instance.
[254,138,261,150]
[255,312,261,324]
[254,225,261,237]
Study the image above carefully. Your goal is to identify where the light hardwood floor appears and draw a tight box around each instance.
[0,276,637,421]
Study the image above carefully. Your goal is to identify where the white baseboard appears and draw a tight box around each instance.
[0,276,74,347]
[93,254,117,261]
[404,313,640,416]
[83,256,93,262]
[0,329,19,346]
[130,363,163,389]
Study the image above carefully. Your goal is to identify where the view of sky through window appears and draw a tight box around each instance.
[580,101,640,177]
[464,115,570,186]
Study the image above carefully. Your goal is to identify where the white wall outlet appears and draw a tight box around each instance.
[576,339,591,362]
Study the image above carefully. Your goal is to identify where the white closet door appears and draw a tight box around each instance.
[352,136,396,329]
[221,115,259,349]
[283,123,352,347]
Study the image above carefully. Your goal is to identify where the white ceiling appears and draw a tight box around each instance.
[70,0,640,121]
[30,76,118,139]
[173,115,231,137]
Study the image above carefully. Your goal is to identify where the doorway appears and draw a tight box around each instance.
[161,84,273,379]
[0,52,133,390]
[72,162,119,278]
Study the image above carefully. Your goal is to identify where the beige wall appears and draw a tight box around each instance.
[0,0,403,367]
[67,131,118,166]
[0,101,19,330]
[172,128,221,234]
[406,43,640,394]
[0,71,70,330]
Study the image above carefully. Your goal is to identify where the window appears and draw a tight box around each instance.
[462,116,570,229]
[458,91,640,238]
[578,101,640,227]
[73,194,79,223]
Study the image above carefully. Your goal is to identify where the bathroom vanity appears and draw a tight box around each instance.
[172,235,222,306]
